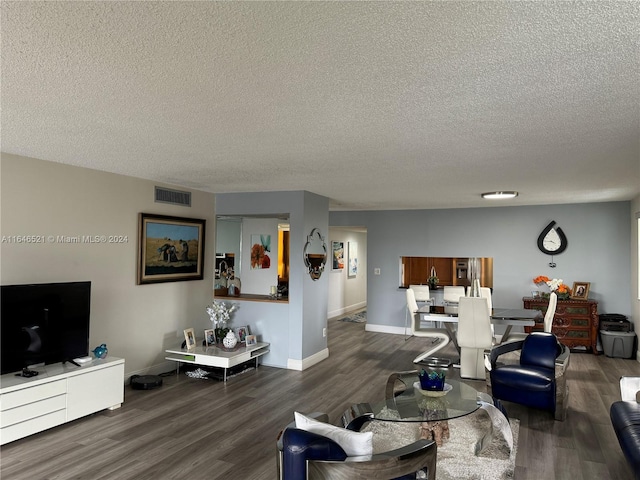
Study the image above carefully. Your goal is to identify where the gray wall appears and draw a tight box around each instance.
[215,191,329,369]
[1,154,217,378]
[330,202,632,333]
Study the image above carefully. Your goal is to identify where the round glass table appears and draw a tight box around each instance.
[340,371,511,453]
[375,372,480,423]
[341,371,481,430]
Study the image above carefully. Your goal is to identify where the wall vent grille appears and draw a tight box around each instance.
[155,187,191,207]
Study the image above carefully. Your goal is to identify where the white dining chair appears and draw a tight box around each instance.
[501,292,557,344]
[410,284,435,326]
[443,286,465,305]
[457,296,494,379]
[406,288,451,363]
[466,286,492,310]
[409,284,432,304]
[467,286,496,341]
[543,292,558,333]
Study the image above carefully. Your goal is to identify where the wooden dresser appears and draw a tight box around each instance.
[523,297,599,354]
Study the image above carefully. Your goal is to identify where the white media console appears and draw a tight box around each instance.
[0,357,125,445]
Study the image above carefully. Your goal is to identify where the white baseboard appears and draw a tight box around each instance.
[364,324,406,335]
[287,348,329,371]
[126,360,177,382]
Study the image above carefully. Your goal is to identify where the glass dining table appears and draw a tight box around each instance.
[417,305,542,353]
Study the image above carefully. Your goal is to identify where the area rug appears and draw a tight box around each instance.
[183,365,255,381]
[362,408,518,480]
[339,310,367,323]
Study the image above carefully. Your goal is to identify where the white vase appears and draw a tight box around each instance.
[223,331,237,349]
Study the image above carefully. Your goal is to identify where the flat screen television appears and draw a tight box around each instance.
[1,281,91,375]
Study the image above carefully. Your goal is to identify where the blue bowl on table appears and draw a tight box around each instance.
[419,369,446,391]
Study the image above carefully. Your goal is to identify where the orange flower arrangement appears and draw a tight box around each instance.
[533,275,550,285]
[533,275,571,298]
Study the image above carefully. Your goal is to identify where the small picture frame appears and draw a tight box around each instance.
[571,282,590,300]
[204,328,216,347]
[234,326,249,343]
[245,334,257,346]
[183,328,196,350]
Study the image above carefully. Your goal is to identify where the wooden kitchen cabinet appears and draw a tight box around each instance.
[402,257,453,286]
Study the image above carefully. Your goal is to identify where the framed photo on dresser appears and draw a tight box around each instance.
[571,282,590,300]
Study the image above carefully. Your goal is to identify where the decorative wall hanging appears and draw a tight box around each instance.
[348,241,358,277]
[137,213,205,284]
[332,241,344,270]
[304,228,327,280]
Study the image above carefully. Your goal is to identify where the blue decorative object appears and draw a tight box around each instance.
[419,369,446,391]
[92,343,108,359]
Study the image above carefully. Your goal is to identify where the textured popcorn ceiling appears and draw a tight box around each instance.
[1,1,638,210]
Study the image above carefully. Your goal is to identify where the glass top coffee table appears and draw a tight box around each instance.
[341,371,512,453]
[342,371,480,428]
[377,372,480,423]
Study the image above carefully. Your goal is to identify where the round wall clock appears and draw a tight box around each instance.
[537,221,568,255]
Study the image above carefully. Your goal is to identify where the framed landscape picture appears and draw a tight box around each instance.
[137,213,206,284]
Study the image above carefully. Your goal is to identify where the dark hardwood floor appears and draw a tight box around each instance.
[1,317,637,480]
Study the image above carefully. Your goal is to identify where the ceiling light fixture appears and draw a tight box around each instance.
[481,191,518,200]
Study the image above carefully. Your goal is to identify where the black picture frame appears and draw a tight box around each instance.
[137,213,206,284]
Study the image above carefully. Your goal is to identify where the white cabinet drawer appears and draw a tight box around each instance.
[0,379,66,411]
[0,409,67,445]
[1,394,66,428]
[67,363,124,421]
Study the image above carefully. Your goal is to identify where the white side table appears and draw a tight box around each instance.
[165,342,269,382]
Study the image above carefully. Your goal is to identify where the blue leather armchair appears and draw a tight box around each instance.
[488,332,570,421]
[276,413,437,480]
[610,376,640,479]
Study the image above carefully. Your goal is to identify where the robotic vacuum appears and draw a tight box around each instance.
[130,374,163,390]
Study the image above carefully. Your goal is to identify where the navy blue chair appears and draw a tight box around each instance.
[489,332,570,421]
[610,376,640,479]
[276,413,437,480]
